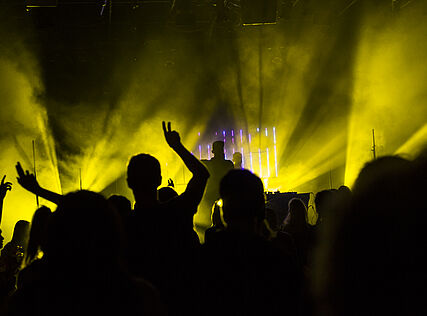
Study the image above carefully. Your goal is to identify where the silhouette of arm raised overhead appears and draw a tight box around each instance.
[162,121,209,209]
[0,175,12,226]
[15,162,63,205]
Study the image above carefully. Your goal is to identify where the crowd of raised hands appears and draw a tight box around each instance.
[0,121,426,316]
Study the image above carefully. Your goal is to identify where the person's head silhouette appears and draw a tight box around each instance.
[220,169,265,231]
[212,141,225,159]
[47,190,122,277]
[232,152,243,169]
[127,154,162,204]
[108,195,132,220]
[158,186,178,202]
[283,198,307,230]
[12,220,30,246]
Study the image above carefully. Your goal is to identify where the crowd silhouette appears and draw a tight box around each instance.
[0,121,426,315]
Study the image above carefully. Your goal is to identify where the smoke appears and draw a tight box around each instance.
[345,1,427,186]
[0,23,60,241]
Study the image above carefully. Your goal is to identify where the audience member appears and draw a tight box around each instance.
[282,198,313,267]
[7,190,165,316]
[17,206,51,290]
[158,186,178,203]
[126,121,209,314]
[204,199,225,243]
[0,175,12,308]
[108,194,132,221]
[0,219,29,309]
[0,176,12,242]
[313,154,427,316]
[199,169,300,315]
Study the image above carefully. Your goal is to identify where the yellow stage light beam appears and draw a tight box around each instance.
[345,7,427,187]
[394,124,427,158]
[0,57,61,242]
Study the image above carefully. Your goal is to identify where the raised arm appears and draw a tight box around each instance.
[16,162,63,205]
[162,121,209,206]
[0,175,12,226]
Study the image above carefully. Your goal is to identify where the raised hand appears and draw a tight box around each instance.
[162,121,181,149]
[0,175,12,200]
[168,178,175,188]
[16,162,41,194]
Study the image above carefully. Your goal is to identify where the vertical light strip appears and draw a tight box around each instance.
[249,133,253,171]
[208,145,211,160]
[273,127,278,177]
[258,148,262,177]
[240,129,243,143]
[199,145,202,160]
[266,148,270,177]
[265,128,268,136]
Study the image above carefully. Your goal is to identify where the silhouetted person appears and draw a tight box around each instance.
[7,191,165,316]
[0,175,12,308]
[0,220,29,300]
[313,154,427,316]
[232,151,243,169]
[204,199,225,244]
[17,206,51,290]
[282,199,315,315]
[199,169,300,315]
[158,186,178,203]
[261,207,299,272]
[15,162,63,205]
[198,141,234,237]
[108,195,132,221]
[126,121,209,314]
[0,175,12,250]
[314,189,336,226]
[282,198,313,265]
